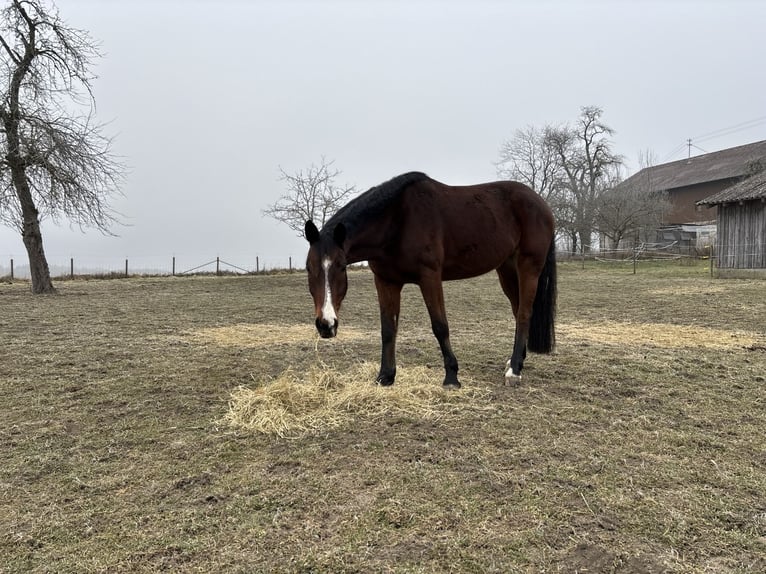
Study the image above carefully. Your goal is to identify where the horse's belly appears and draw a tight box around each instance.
[440,238,514,280]
[441,259,504,281]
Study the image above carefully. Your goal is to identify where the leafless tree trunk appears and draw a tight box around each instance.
[0,0,123,293]
[497,107,622,254]
[263,157,356,236]
[597,149,671,250]
[544,106,623,254]
[596,174,670,250]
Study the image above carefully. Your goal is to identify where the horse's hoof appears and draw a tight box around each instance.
[443,381,461,390]
[376,377,395,387]
[504,366,521,386]
[504,374,521,386]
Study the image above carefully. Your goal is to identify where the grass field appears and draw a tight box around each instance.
[1,261,765,573]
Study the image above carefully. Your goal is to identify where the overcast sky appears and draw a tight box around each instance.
[2,0,765,273]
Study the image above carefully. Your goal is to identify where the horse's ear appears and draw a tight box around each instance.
[305,220,320,244]
[333,222,346,247]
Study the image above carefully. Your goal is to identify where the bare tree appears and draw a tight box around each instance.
[596,170,670,250]
[595,148,671,250]
[497,107,622,254]
[0,0,123,293]
[544,106,623,254]
[496,125,559,202]
[264,157,356,236]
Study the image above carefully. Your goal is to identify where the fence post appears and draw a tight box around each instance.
[70,258,74,279]
[10,258,13,280]
[125,258,129,278]
[172,256,176,276]
[256,256,259,273]
[289,256,292,272]
[633,247,637,275]
[216,257,220,276]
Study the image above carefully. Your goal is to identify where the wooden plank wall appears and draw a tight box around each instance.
[717,201,766,268]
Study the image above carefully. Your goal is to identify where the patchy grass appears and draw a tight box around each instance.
[1,263,765,573]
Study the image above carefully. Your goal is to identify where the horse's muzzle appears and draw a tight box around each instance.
[315,317,338,338]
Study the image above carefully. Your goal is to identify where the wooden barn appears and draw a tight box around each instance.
[617,140,766,250]
[697,169,766,271]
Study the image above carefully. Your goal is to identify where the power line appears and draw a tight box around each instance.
[661,115,766,163]
[691,115,766,144]
[660,143,688,163]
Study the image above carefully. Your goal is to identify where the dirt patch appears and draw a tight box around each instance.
[562,542,668,573]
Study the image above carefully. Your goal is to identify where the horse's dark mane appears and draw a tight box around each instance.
[324,171,431,233]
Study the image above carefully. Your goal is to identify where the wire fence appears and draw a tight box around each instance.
[713,241,766,270]
[560,240,766,275]
[2,242,765,281]
[0,254,300,280]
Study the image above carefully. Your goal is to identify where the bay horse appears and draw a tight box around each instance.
[304,172,556,389]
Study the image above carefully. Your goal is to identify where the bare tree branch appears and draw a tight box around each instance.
[544,107,623,253]
[263,157,356,237]
[497,107,628,254]
[496,125,560,202]
[0,0,124,293]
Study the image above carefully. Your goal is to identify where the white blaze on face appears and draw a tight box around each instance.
[320,257,337,326]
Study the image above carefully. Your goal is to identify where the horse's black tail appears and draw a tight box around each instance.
[528,239,557,354]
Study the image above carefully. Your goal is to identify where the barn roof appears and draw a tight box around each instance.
[619,139,766,192]
[696,169,766,205]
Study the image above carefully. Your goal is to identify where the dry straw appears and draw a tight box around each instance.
[189,323,367,348]
[224,362,492,438]
[558,320,760,350]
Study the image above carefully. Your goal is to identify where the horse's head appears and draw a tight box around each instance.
[304,220,348,338]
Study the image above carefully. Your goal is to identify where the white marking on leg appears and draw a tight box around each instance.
[321,257,337,326]
[504,359,521,385]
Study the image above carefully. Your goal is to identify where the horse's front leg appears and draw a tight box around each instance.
[374,275,402,386]
[418,276,460,389]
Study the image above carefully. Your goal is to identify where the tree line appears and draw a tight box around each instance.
[267,106,669,254]
[1,1,665,295]
[495,106,668,254]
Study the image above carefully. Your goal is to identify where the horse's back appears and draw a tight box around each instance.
[396,178,553,279]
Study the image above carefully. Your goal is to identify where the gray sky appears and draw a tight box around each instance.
[2,0,765,273]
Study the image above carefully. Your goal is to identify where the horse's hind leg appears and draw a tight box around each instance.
[418,275,460,389]
[497,261,523,384]
[374,274,403,385]
[497,258,537,385]
[496,260,520,318]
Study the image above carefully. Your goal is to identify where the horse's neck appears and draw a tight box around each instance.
[345,239,377,264]
[344,226,385,264]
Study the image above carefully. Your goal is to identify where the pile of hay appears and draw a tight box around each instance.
[224,362,492,438]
